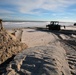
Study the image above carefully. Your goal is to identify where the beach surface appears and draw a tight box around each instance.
[5,27,76,75]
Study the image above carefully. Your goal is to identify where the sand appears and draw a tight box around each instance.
[21,29,56,47]
[5,27,76,75]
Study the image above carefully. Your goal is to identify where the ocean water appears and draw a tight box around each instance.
[3,22,74,29]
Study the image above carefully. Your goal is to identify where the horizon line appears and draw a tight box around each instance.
[2,20,75,23]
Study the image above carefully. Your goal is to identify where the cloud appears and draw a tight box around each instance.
[0,9,14,14]
[0,0,76,21]
[0,0,76,14]
[16,0,76,14]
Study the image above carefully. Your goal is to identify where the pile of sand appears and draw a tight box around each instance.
[0,27,27,65]
[5,40,71,75]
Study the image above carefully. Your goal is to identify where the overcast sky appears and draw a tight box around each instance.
[0,0,76,22]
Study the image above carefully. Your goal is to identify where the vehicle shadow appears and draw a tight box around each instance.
[35,27,76,35]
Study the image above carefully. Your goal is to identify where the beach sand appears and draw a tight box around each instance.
[5,27,76,75]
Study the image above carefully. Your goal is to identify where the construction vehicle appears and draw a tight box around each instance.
[46,21,61,30]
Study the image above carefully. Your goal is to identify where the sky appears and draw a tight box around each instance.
[0,0,76,22]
